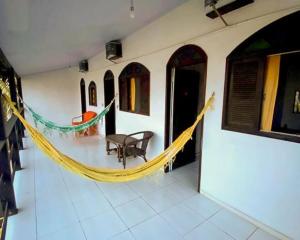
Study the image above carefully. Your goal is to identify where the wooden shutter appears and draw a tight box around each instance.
[118,77,128,111]
[224,57,265,132]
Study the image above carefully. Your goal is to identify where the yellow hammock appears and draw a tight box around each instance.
[1,86,214,182]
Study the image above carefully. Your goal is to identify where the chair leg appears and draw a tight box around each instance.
[122,148,126,168]
[106,141,110,155]
[117,147,121,162]
[123,156,126,169]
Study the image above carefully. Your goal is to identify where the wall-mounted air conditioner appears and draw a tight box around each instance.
[205,0,255,19]
[79,59,88,72]
[105,40,122,61]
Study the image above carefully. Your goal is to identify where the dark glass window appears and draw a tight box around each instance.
[272,53,300,134]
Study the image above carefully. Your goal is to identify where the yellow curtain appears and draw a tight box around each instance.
[261,55,281,131]
[130,77,136,112]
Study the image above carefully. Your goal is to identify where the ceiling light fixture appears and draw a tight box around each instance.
[130,0,135,19]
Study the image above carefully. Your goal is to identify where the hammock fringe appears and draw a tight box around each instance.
[0,80,214,182]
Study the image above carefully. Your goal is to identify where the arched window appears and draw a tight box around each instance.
[88,81,97,106]
[118,62,150,115]
[223,11,300,142]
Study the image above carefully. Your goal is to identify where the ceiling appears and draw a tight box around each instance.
[0,0,188,76]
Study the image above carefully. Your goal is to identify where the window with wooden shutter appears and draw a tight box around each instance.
[223,57,265,132]
[222,11,300,143]
[118,62,150,116]
[88,81,97,106]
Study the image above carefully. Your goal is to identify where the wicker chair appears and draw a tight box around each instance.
[122,131,154,169]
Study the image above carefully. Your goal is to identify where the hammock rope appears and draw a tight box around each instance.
[27,98,115,134]
[0,81,214,182]
[0,80,115,134]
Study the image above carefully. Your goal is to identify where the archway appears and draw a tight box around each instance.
[80,79,86,114]
[104,71,116,135]
[165,44,207,191]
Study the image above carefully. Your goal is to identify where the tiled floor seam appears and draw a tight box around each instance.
[94,181,133,236]
[179,207,222,238]
[140,194,163,215]
[127,212,157,229]
[58,165,88,240]
[246,227,258,240]
[158,211,198,238]
[208,218,252,240]
[78,220,89,240]
[12,135,283,240]
[128,228,138,240]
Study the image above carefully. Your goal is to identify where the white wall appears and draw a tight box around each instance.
[23,67,81,124]
[22,0,300,238]
[199,20,300,239]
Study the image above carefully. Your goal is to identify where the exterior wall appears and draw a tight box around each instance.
[23,67,81,124]
[22,0,300,238]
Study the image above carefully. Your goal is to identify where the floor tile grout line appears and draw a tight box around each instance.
[246,227,258,240]
[206,208,261,240]
[107,227,138,240]
[78,220,89,240]
[58,163,88,240]
[157,201,209,236]
[207,212,251,240]
[98,183,140,209]
[34,141,84,239]
[208,221,239,240]
[99,181,187,232]
[16,135,278,240]
[140,193,162,215]
[108,229,131,239]
[180,205,222,238]
[95,181,132,236]
[130,177,199,237]
[127,214,157,230]
[128,228,138,240]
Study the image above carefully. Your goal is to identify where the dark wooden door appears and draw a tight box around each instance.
[80,79,86,114]
[104,77,116,135]
[171,68,201,169]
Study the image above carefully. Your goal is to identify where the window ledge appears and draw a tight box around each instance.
[259,130,300,143]
[222,126,300,144]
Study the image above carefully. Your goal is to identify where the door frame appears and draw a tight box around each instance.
[104,70,116,136]
[80,78,86,114]
[164,44,207,192]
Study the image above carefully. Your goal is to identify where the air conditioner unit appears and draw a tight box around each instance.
[105,40,122,61]
[205,0,254,19]
[79,59,88,72]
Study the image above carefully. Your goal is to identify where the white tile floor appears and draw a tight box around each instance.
[7,135,281,240]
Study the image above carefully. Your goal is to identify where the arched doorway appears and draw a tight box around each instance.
[165,44,207,189]
[104,71,116,135]
[80,79,86,114]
